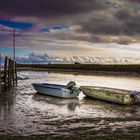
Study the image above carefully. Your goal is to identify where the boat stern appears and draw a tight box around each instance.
[73,86,81,96]
[129,91,140,104]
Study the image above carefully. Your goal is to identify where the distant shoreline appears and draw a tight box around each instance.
[17,63,140,76]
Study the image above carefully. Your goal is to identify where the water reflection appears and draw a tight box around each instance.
[32,93,80,112]
[67,102,80,111]
[0,88,16,135]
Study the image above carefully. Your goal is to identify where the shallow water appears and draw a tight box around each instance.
[0,71,140,139]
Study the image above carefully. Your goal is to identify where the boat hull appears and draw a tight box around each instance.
[81,86,140,105]
[32,83,80,98]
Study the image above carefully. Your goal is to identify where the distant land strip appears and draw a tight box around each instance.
[16,64,140,75]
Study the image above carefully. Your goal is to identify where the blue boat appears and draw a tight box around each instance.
[32,81,81,98]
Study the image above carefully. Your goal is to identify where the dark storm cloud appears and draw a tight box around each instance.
[0,0,106,18]
[77,14,122,35]
[77,8,140,37]
[0,0,140,45]
[127,0,140,3]
[115,9,140,35]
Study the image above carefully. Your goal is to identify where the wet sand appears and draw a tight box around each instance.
[0,71,140,139]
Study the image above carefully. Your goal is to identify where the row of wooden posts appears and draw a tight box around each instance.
[0,56,17,93]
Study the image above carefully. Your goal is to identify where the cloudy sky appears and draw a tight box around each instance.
[0,0,140,62]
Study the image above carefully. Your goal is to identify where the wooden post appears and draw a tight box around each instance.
[10,59,13,87]
[4,56,8,90]
[7,58,9,88]
[10,59,12,87]
[15,61,17,85]
[0,56,18,92]
[12,60,14,86]
[8,58,11,88]
[12,60,15,86]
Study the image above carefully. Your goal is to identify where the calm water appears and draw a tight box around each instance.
[0,71,140,139]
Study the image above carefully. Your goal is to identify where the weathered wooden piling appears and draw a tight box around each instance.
[0,56,17,93]
[15,62,17,85]
[4,56,8,90]
[8,58,12,88]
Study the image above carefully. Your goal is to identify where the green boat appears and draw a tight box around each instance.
[81,86,140,105]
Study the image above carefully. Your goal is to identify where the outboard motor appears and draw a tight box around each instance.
[66,81,81,95]
[66,81,76,89]
[130,91,140,103]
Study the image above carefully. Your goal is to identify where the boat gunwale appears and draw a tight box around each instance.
[32,83,68,91]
